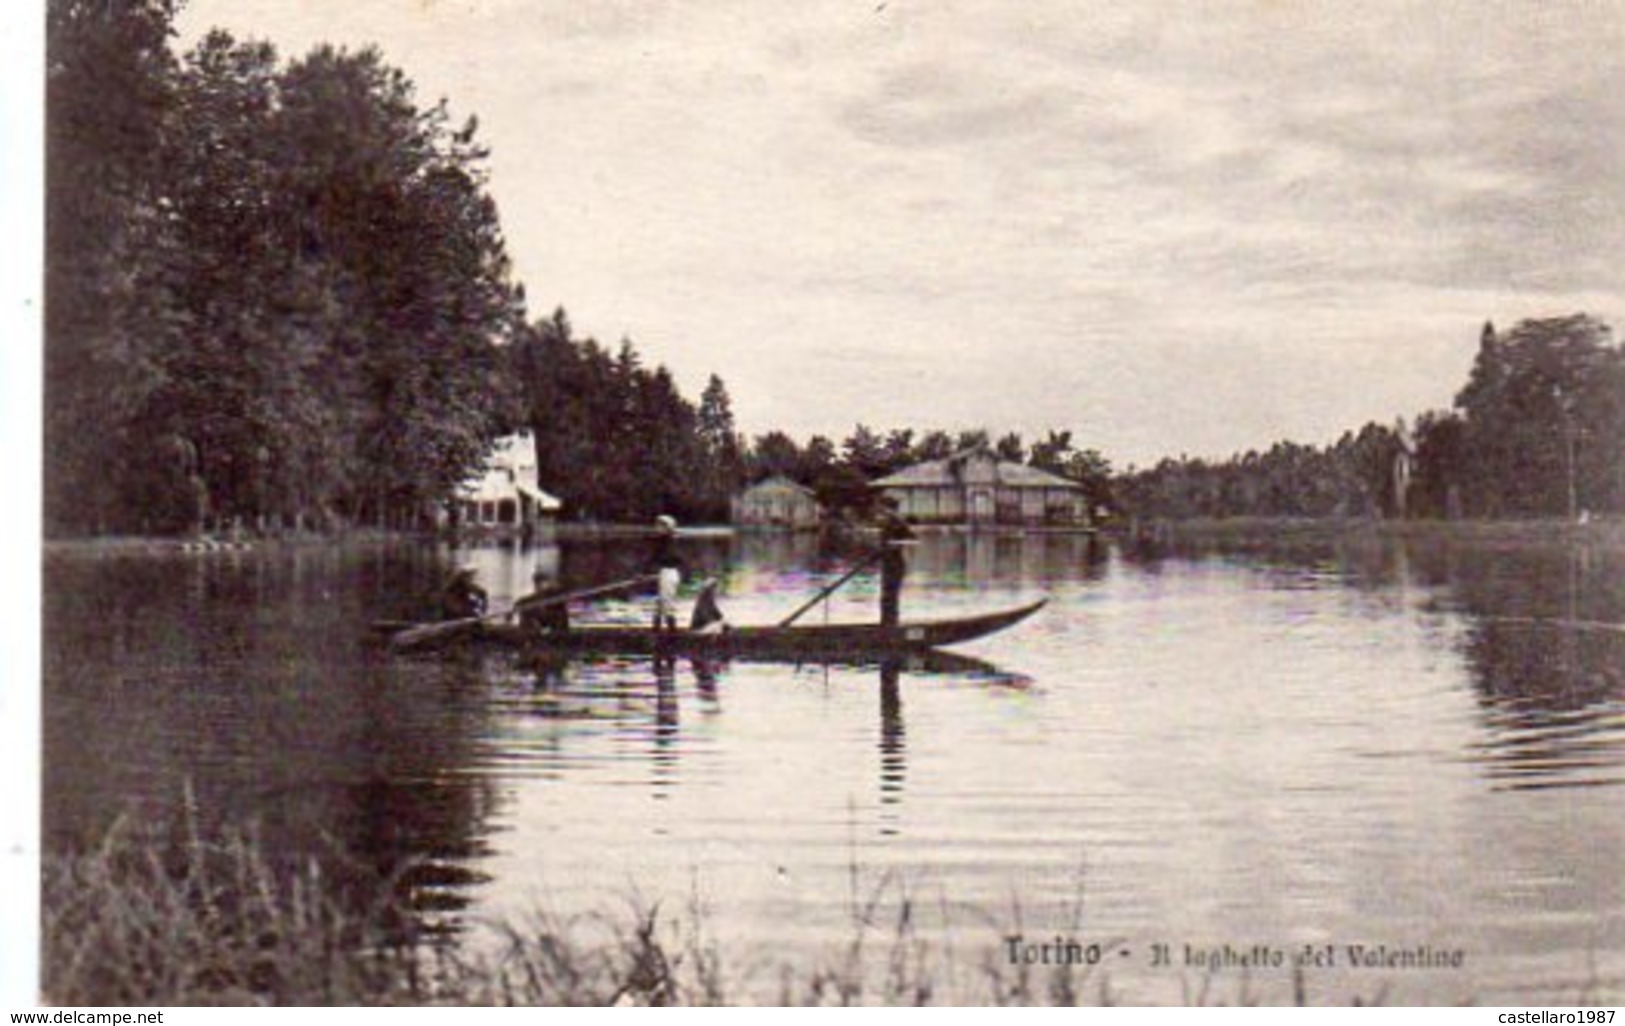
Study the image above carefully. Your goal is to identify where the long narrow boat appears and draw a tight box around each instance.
[375,599,1047,661]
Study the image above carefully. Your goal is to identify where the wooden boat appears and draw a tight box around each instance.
[374,599,1047,661]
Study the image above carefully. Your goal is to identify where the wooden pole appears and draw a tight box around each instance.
[390,573,657,651]
[777,551,884,628]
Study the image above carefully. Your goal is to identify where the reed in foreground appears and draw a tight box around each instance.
[41,821,1494,1006]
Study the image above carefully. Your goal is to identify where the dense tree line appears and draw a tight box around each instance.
[1114,425,1410,521]
[47,1,522,535]
[1117,315,1625,522]
[507,309,743,523]
[46,1,746,535]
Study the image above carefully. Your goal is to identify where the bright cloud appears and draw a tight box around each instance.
[176,0,1625,465]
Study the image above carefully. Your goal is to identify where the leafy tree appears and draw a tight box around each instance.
[748,430,802,482]
[841,424,889,478]
[45,0,182,533]
[1029,430,1075,477]
[1411,410,1467,519]
[955,427,991,452]
[697,374,745,513]
[881,429,916,472]
[914,430,955,462]
[800,435,838,482]
[1113,315,1622,523]
[994,432,1026,463]
[1455,314,1620,517]
[46,12,521,535]
[1065,448,1115,516]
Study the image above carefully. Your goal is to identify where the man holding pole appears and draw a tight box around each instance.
[878,499,916,628]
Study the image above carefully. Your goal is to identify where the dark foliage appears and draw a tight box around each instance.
[1115,316,1624,522]
[46,5,523,535]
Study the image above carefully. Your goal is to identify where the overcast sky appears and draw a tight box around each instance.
[176,1,1624,468]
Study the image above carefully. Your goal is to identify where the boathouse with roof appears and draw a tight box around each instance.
[871,446,1090,527]
[732,475,823,529]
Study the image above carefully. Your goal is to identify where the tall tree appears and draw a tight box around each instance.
[697,374,745,514]
[748,430,802,481]
[45,0,182,533]
[1455,314,1619,517]
[842,424,889,478]
[994,432,1026,463]
[914,430,955,462]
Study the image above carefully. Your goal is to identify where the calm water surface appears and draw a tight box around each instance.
[43,532,1625,1003]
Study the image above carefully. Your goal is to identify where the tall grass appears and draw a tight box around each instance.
[42,817,1127,1006]
[41,816,1535,1006]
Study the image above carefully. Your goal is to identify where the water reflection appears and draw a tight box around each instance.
[42,531,1625,1003]
[477,642,1041,852]
[43,545,508,926]
[1110,531,1625,793]
[878,662,906,832]
[1416,542,1625,792]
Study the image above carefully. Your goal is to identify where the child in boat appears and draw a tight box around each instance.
[689,577,728,635]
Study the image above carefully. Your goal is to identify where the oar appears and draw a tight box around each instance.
[777,551,884,628]
[390,574,657,651]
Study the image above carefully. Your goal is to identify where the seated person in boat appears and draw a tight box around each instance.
[514,566,570,635]
[689,577,728,635]
[440,567,488,620]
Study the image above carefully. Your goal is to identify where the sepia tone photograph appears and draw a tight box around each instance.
[24,0,1625,1008]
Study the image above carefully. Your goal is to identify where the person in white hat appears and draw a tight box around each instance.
[647,515,683,633]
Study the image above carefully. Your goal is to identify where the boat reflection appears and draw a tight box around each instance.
[495,649,1030,823]
[878,661,905,834]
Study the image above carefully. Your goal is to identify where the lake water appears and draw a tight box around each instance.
[42,531,1625,1004]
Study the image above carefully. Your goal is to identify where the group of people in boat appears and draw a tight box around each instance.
[438,502,916,640]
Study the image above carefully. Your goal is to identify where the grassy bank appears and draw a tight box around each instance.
[39,823,1102,1006]
[37,821,1465,1007]
[1114,516,1625,550]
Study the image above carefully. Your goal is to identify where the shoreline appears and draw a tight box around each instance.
[39,522,740,558]
[39,515,1625,557]
[1110,515,1625,550]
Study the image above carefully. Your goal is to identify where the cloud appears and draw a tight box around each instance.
[172,0,1625,465]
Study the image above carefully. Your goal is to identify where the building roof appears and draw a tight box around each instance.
[871,446,1085,491]
[739,475,817,498]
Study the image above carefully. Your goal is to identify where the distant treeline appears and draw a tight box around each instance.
[1117,316,1625,522]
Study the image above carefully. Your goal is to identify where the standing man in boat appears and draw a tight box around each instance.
[648,515,684,634]
[878,499,916,628]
